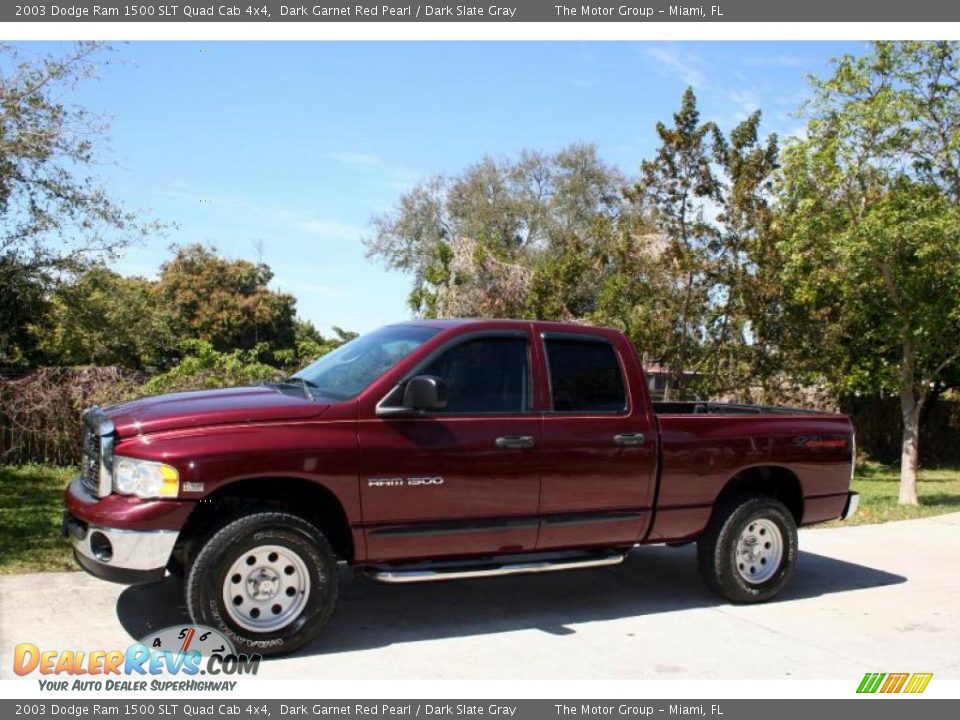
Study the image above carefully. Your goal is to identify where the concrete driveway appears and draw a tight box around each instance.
[2,513,959,679]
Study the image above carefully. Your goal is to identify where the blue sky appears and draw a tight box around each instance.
[15,41,865,334]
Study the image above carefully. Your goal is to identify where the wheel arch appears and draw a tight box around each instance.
[173,476,354,570]
[713,465,804,525]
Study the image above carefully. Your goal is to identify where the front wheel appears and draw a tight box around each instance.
[185,512,339,657]
[697,496,798,603]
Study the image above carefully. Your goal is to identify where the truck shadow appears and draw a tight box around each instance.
[115,545,905,657]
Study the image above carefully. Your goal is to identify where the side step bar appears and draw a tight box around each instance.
[361,549,626,584]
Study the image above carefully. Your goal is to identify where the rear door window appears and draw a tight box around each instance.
[544,339,627,413]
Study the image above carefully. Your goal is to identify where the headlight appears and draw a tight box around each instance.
[112,456,179,499]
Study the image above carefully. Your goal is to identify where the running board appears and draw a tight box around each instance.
[361,550,626,584]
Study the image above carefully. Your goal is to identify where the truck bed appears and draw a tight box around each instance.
[648,404,854,542]
[653,401,830,416]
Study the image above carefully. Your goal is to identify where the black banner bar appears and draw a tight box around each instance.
[1,700,958,720]
[3,0,959,23]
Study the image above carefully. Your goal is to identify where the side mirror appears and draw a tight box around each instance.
[403,375,448,411]
[376,375,448,417]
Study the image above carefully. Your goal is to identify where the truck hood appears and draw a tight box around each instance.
[105,385,330,437]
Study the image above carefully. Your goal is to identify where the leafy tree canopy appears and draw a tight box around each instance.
[778,41,960,503]
[156,243,298,362]
[0,42,163,365]
[365,144,634,318]
[33,265,171,370]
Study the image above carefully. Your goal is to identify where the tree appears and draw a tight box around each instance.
[365,144,631,318]
[778,41,960,504]
[708,111,782,401]
[580,207,670,356]
[142,339,282,395]
[0,254,48,366]
[35,265,172,370]
[632,88,722,399]
[365,96,786,405]
[156,244,297,361]
[31,243,350,378]
[273,320,357,370]
[0,43,161,365]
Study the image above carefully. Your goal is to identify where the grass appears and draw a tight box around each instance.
[827,463,960,527]
[0,464,76,574]
[0,462,958,574]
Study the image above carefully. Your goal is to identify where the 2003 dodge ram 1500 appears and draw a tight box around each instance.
[63,319,858,655]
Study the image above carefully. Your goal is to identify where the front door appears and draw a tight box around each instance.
[359,332,541,563]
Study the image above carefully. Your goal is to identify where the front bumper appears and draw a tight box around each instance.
[62,476,181,585]
[841,491,860,521]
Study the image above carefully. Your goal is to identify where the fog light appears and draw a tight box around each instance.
[90,531,113,562]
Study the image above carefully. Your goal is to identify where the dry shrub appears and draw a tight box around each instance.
[434,236,533,318]
[0,367,141,466]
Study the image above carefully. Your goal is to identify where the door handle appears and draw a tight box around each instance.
[495,435,536,450]
[613,432,646,447]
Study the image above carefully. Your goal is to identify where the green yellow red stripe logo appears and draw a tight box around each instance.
[857,672,933,694]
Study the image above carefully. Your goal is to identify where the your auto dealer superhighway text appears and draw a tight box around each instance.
[280,706,517,717]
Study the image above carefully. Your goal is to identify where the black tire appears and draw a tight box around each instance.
[697,495,798,603]
[185,512,339,657]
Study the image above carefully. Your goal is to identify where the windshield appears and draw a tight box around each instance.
[292,325,440,400]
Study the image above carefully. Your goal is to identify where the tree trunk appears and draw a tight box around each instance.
[898,394,922,506]
[898,340,923,506]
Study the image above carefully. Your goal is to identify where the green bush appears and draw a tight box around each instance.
[143,339,283,395]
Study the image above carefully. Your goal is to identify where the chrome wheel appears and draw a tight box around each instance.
[222,544,311,632]
[735,518,783,584]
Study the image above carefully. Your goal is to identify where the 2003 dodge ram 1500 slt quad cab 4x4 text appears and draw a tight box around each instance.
[63,319,858,655]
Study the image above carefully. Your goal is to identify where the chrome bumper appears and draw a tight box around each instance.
[63,511,178,584]
[841,491,860,521]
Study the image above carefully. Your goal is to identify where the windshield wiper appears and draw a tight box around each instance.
[272,377,318,401]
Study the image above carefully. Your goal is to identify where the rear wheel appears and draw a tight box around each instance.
[185,512,339,656]
[697,495,797,603]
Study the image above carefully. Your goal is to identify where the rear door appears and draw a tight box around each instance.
[359,330,542,562]
[536,331,657,550]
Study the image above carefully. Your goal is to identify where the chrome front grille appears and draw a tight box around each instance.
[80,407,115,498]
[80,425,101,497]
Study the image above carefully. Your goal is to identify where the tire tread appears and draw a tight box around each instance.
[185,511,339,657]
[696,494,797,603]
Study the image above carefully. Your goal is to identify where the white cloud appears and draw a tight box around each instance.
[728,89,763,118]
[326,151,420,193]
[327,151,381,167]
[174,192,369,244]
[276,280,353,300]
[782,124,809,142]
[741,54,809,69]
[296,217,366,242]
[642,45,706,89]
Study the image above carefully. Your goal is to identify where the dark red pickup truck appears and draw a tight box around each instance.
[63,319,857,655]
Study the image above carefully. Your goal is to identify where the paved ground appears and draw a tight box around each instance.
[2,513,959,680]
